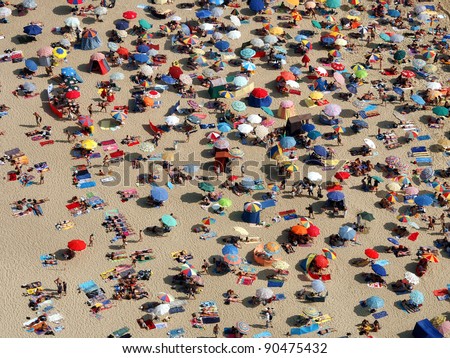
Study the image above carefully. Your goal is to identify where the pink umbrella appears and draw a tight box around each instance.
[405,186,419,196]
[323,104,342,117]
[438,321,450,336]
[280,100,294,108]
[37,46,53,57]
[261,118,275,127]
[333,72,345,86]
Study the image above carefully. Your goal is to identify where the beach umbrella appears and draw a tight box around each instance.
[110,110,127,123]
[410,94,425,105]
[235,321,250,335]
[115,20,129,30]
[272,261,289,270]
[80,139,97,151]
[238,124,253,134]
[139,65,153,77]
[308,172,322,183]
[240,48,256,59]
[365,249,379,259]
[109,72,125,81]
[67,0,83,3]
[138,19,152,30]
[323,104,342,117]
[391,34,404,43]
[366,296,385,310]
[78,115,93,127]
[414,195,433,206]
[136,44,150,53]
[23,24,42,36]
[222,243,239,256]
[244,201,262,213]
[335,172,350,180]
[412,59,426,70]
[23,0,37,8]
[68,239,86,251]
[232,101,247,112]
[409,291,424,306]
[227,30,241,40]
[24,59,38,72]
[427,82,442,90]
[241,61,257,71]
[133,53,149,64]
[53,47,67,60]
[327,191,345,202]
[401,70,415,78]
[94,6,107,16]
[404,272,420,285]
[217,123,231,133]
[198,182,215,192]
[438,138,450,148]
[397,214,411,223]
[307,225,321,237]
[309,91,323,100]
[423,64,437,74]
[338,226,356,240]
[321,35,335,46]
[420,167,434,181]
[438,322,450,337]
[211,7,224,17]
[314,67,328,77]
[359,212,375,222]
[164,115,180,126]
[224,254,241,266]
[247,114,262,124]
[303,306,320,317]
[355,70,368,79]
[326,0,341,8]
[65,16,80,29]
[23,82,36,92]
[379,33,391,42]
[386,182,401,192]
[404,186,419,196]
[122,10,137,20]
[264,35,278,44]
[305,1,317,9]
[251,38,264,47]
[386,193,398,203]
[196,9,212,18]
[393,50,406,61]
[150,187,168,202]
[61,67,77,77]
[371,264,387,277]
[302,123,315,132]
[0,7,12,17]
[329,49,341,58]
[153,303,170,316]
[331,62,345,71]
[65,90,80,100]
[256,288,273,300]
[415,5,426,14]
[202,216,217,225]
[284,163,299,172]
[279,136,296,149]
[423,50,436,60]
[217,198,232,208]
[314,255,329,269]
[422,253,439,263]
[292,225,307,235]
[311,280,326,293]
[255,126,269,139]
[161,215,177,227]
[37,46,53,58]
[214,40,230,52]
[157,292,175,303]
[233,76,249,88]
[322,248,337,260]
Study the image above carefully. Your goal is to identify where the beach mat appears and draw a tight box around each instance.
[284,214,299,220]
[253,331,272,338]
[417,135,431,141]
[268,279,284,288]
[201,316,220,324]
[290,323,320,336]
[372,311,388,319]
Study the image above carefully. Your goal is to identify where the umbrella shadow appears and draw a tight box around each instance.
[383,222,398,232]
[353,273,368,285]
[227,210,243,222]
[340,109,356,118]
[256,269,273,281]
[200,148,214,159]
[397,330,414,338]
[377,120,395,129]
[180,192,203,204]
[404,261,418,273]
[76,63,91,74]
[136,197,151,208]
[286,315,300,327]
[429,144,442,153]
[82,17,96,26]
[353,303,369,317]
[242,296,259,308]
[52,5,72,15]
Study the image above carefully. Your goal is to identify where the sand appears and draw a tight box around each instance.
[1,0,450,338]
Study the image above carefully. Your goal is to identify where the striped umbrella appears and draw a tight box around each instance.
[78,115,93,127]
[298,217,311,228]
[397,214,410,223]
[322,248,337,260]
[202,217,216,225]
[111,110,128,123]
[386,193,398,203]
[284,163,299,172]
[244,202,262,213]
[236,321,250,334]
[223,254,241,265]
[181,267,198,277]
[157,292,175,303]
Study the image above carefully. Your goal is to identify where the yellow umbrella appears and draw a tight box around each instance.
[269,27,284,36]
[81,139,97,150]
[286,0,300,5]
[309,91,324,100]
[162,152,175,161]
[428,90,442,99]
[52,47,67,59]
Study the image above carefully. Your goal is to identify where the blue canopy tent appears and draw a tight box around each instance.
[242,202,261,224]
[81,29,102,51]
[314,77,328,91]
[249,0,265,12]
[413,319,443,338]
[248,90,272,108]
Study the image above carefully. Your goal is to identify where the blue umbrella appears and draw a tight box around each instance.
[133,53,149,64]
[420,167,434,181]
[279,136,296,149]
[388,237,400,245]
[115,20,129,30]
[23,82,36,92]
[411,94,425,106]
[61,67,76,77]
[414,195,433,206]
[352,120,368,128]
[338,226,356,240]
[217,123,232,133]
[393,87,404,95]
[308,130,322,140]
[137,45,150,53]
[215,41,230,51]
[23,24,42,36]
[313,145,328,157]
[371,264,387,277]
[240,48,256,59]
[161,75,177,85]
[379,33,391,42]
[241,177,255,188]
[409,290,424,305]
[388,9,401,18]
[302,123,315,132]
[328,191,345,202]
[295,34,308,42]
[150,186,169,202]
[321,37,335,45]
[346,84,358,94]
[274,54,286,60]
[222,244,238,256]
[311,280,326,293]
[181,24,191,36]
[210,0,224,4]
[25,59,38,71]
[290,66,301,75]
[365,296,385,310]
[211,7,224,18]
[196,10,212,19]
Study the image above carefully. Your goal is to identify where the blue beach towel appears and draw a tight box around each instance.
[275,293,286,301]
[372,311,388,319]
[253,331,272,338]
[417,135,431,141]
[268,280,284,288]
[290,323,320,335]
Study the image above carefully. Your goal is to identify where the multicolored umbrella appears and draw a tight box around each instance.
[264,242,281,255]
[157,292,175,303]
[202,217,216,225]
[243,201,262,213]
[78,115,93,127]
[322,248,337,260]
[224,254,241,265]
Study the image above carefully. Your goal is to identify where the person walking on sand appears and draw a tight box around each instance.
[240,164,245,177]
[34,112,42,127]
[265,308,273,328]
[213,324,219,338]
[87,103,93,117]
[88,234,94,247]
[57,282,63,298]
[138,229,143,242]
[39,172,44,185]
[337,132,343,146]
[307,204,315,219]
[201,259,210,274]
[63,281,67,296]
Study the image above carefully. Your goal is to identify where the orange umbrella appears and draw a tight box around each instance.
[291,225,307,235]
[423,253,439,263]
[143,97,154,107]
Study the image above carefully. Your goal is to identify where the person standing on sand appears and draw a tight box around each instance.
[138,229,143,242]
[213,324,219,338]
[307,204,315,219]
[34,112,42,127]
[88,234,94,247]
[87,103,93,117]
[39,172,44,185]
[63,281,67,296]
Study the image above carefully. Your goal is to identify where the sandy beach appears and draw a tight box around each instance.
[1,0,450,338]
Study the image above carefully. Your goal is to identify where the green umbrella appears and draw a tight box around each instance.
[371,175,384,183]
[393,50,406,61]
[311,20,322,29]
[139,19,152,30]
[161,214,177,227]
[232,100,247,112]
[355,70,368,79]
[261,106,274,116]
[198,182,215,192]
[433,106,449,116]
[359,211,375,222]
[218,198,232,207]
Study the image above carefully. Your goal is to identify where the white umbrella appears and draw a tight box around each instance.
[0,7,12,17]
[427,82,442,90]
[417,13,430,21]
[251,38,264,47]
[139,65,153,76]
[335,38,347,46]
[110,72,125,81]
[170,15,182,22]
[147,49,159,57]
[23,0,37,9]
[212,32,223,40]
[286,80,300,88]
[179,73,192,85]
[64,17,80,28]
[364,138,376,149]
[255,125,269,139]
[153,303,170,316]
[117,30,128,38]
[60,38,71,47]
[247,114,262,124]
[238,123,253,134]
[165,115,180,126]
[227,30,241,40]
[94,6,108,16]
[256,287,273,300]
[264,35,278,44]
[404,272,420,285]
[230,15,241,27]
[308,172,323,183]
[200,23,214,31]
[234,226,249,236]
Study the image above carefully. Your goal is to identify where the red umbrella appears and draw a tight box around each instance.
[307,225,321,237]
[123,11,137,20]
[116,47,129,56]
[65,90,80,99]
[334,172,350,180]
[401,70,415,78]
[169,66,183,79]
[314,254,329,268]
[408,232,419,241]
[251,88,268,99]
[68,239,86,251]
[327,184,343,191]
[364,248,379,259]
[331,62,345,71]
[229,175,239,181]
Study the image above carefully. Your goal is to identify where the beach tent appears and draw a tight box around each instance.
[242,201,261,224]
[248,88,272,108]
[208,77,227,98]
[81,29,101,50]
[249,0,265,13]
[286,114,312,136]
[413,319,443,338]
[88,53,110,75]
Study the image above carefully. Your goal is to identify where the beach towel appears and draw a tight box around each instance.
[155,323,168,329]
[367,282,384,288]
[284,213,299,220]
[253,331,272,338]
[40,140,54,146]
[415,157,432,164]
[417,135,431,141]
[260,199,276,209]
[77,181,96,189]
[372,311,388,319]
[168,328,185,338]
[290,323,320,336]
[374,259,389,266]
[169,306,185,314]
[40,254,57,267]
[274,293,286,301]
[100,176,116,183]
[200,316,220,324]
[200,232,217,240]
[79,280,98,293]
[268,279,284,288]
[279,210,296,216]
[237,276,255,286]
